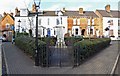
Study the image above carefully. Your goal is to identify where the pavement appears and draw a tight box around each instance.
[0,40,2,76]
[1,41,119,74]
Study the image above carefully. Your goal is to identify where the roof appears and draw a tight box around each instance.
[96,10,120,18]
[39,11,65,16]
[1,14,14,22]
[63,11,98,18]
[15,11,67,17]
[9,15,14,20]
[0,14,2,20]
[15,10,98,18]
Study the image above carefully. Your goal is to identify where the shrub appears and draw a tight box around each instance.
[15,36,35,57]
[15,36,47,66]
[38,37,57,46]
[38,36,83,46]
[73,38,111,66]
[17,32,29,37]
[65,36,83,46]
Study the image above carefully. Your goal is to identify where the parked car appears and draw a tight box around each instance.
[0,36,7,42]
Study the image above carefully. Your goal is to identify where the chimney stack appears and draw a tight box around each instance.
[79,8,83,14]
[32,4,37,12]
[62,7,66,12]
[15,7,20,15]
[3,12,7,17]
[105,5,110,12]
[10,12,13,16]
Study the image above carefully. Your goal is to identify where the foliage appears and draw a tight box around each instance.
[15,36,47,66]
[65,36,83,46]
[38,37,57,46]
[73,38,111,66]
[38,36,83,46]
[17,32,29,37]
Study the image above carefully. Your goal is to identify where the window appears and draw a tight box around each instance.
[77,19,80,25]
[21,19,26,28]
[43,28,45,36]
[88,19,90,25]
[8,31,12,35]
[61,17,62,24]
[6,24,10,28]
[22,28,24,32]
[73,18,76,25]
[39,19,41,25]
[48,18,49,25]
[109,30,114,36]
[118,20,120,26]
[92,19,94,25]
[56,18,60,25]
[118,30,120,37]
[54,29,56,35]
[90,29,93,34]
[75,28,78,35]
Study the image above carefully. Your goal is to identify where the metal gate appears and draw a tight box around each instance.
[39,37,75,67]
[47,46,74,67]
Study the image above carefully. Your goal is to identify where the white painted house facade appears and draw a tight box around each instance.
[15,8,68,37]
[103,17,119,40]
[37,16,68,37]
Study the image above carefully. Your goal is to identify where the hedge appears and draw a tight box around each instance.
[17,32,29,37]
[15,36,47,66]
[65,36,83,46]
[38,36,83,46]
[38,37,57,46]
[73,38,111,66]
[15,36,110,67]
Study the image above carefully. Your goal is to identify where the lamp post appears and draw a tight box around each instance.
[18,19,21,33]
[34,0,41,66]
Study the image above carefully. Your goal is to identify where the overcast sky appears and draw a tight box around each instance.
[0,0,119,16]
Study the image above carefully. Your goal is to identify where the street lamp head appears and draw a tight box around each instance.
[34,0,41,9]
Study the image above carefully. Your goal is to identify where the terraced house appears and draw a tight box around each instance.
[15,4,119,40]
[63,8,98,37]
[0,12,14,41]
[15,3,99,38]
[15,4,68,37]
[95,5,120,40]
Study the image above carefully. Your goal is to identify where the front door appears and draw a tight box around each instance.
[47,28,51,37]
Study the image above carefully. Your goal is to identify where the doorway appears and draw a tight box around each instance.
[81,29,85,35]
[47,28,51,37]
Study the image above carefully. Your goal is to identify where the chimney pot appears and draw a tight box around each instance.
[3,12,7,17]
[10,12,13,16]
[105,5,110,12]
[32,4,37,12]
[15,7,19,15]
[79,8,83,14]
[62,8,66,12]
